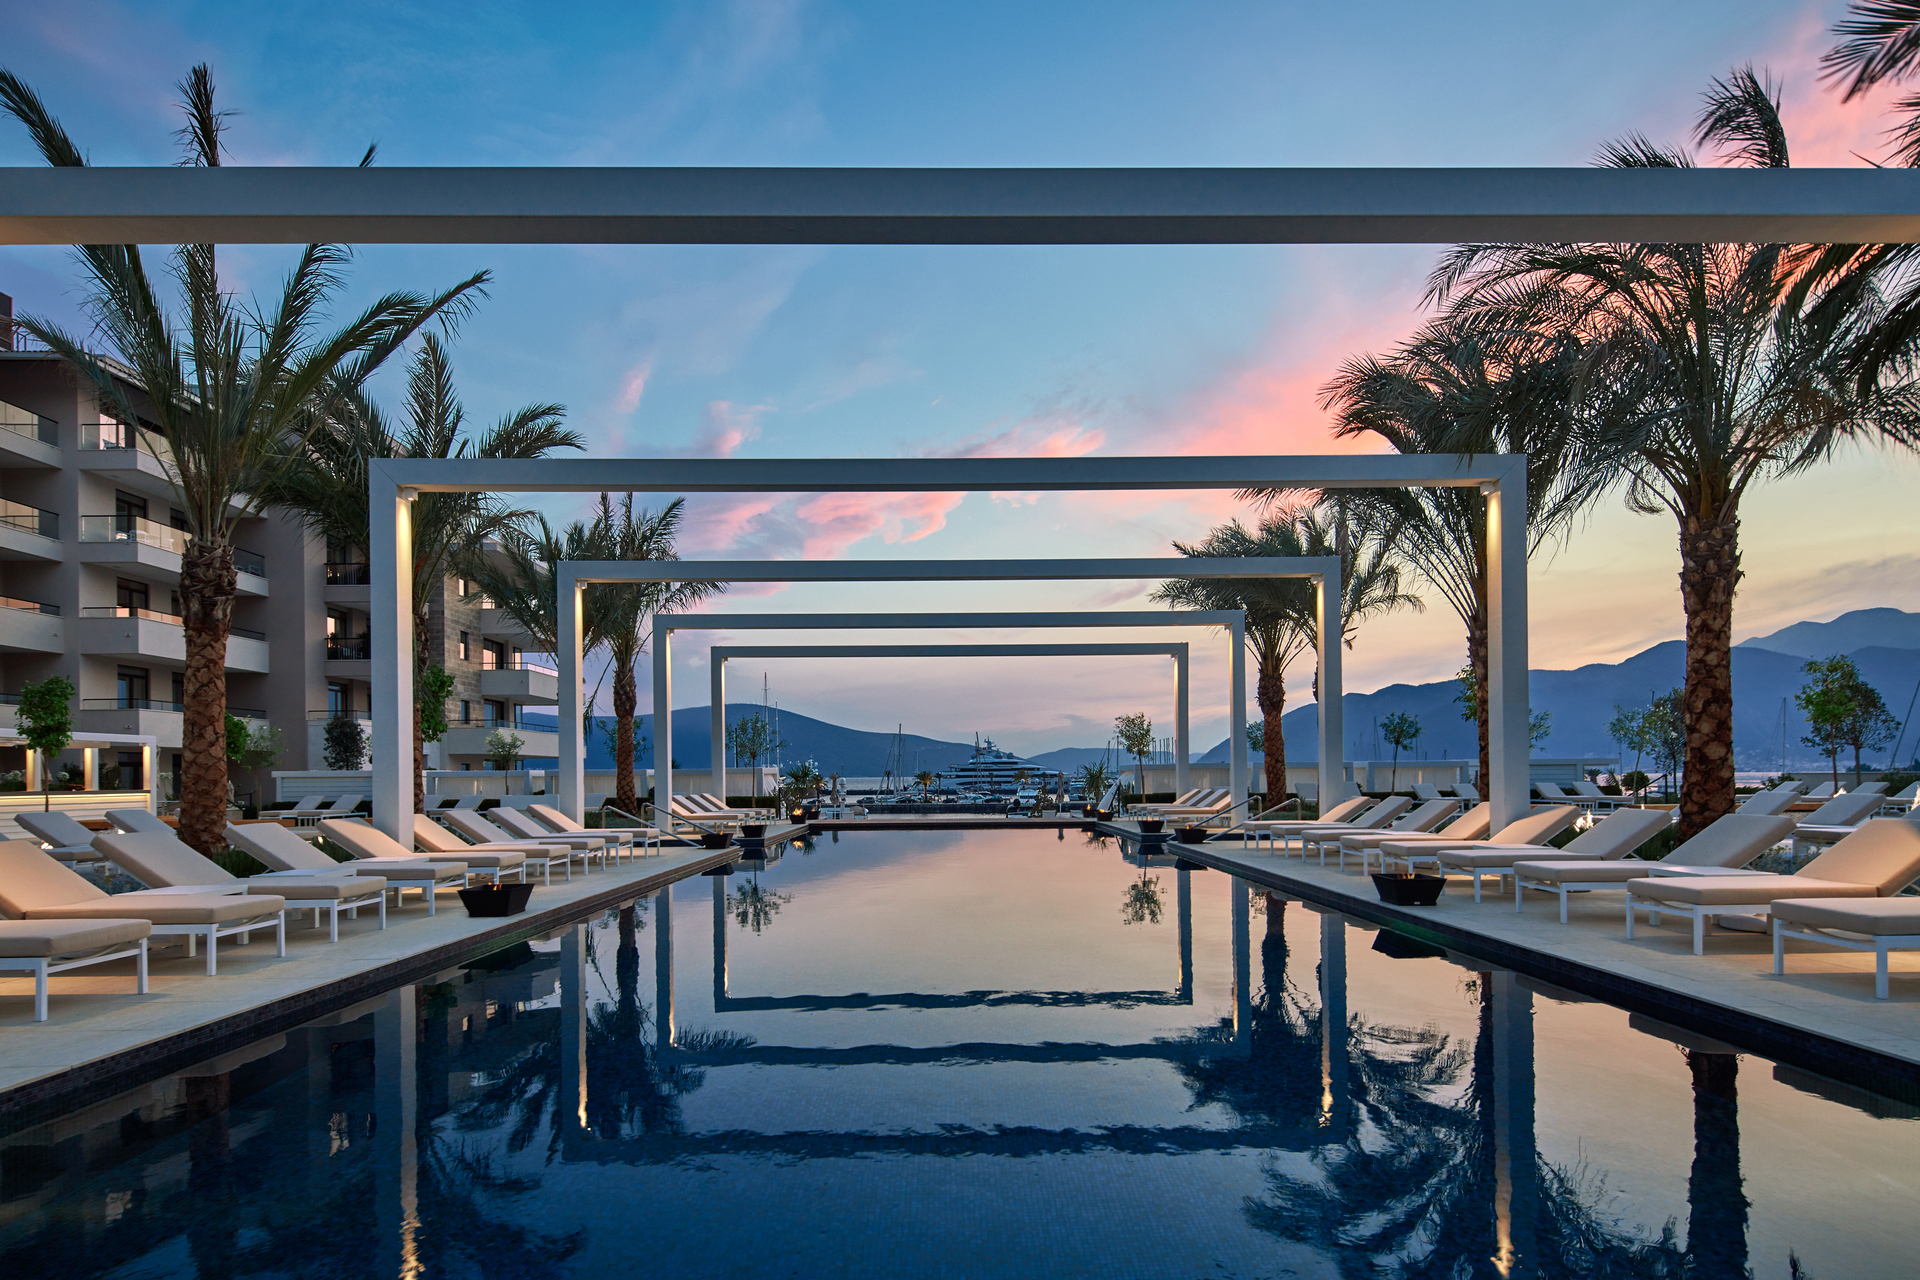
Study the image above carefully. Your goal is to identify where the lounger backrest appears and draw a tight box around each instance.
[1804,792,1884,828]
[1853,782,1889,796]
[16,811,96,848]
[288,796,333,813]
[0,841,108,912]
[226,822,336,872]
[319,818,410,861]
[105,809,169,835]
[1666,814,1797,867]
[1801,819,1920,894]
[439,811,511,846]
[1388,800,1455,832]
[1805,782,1836,799]
[1892,782,1920,803]
[1317,796,1374,825]
[1569,780,1607,799]
[325,795,364,812]
[489,809,551,840]
[526,804,580,834]
[1349,795,1415,830]
[413,814,475,853]
[1487,805,1579,845]
[1534,782,1569,799]
[1436,803,1493,839]
[93,831,232,887]
[1778,779,1811,795]
[1556,807,1670,860]
[1095,783,1120,810]
[1452,783,1480,801]
[451,796,482,810]
[1737,788,1800,816]
[1409,783,1440,801]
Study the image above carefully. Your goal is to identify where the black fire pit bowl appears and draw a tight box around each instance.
[1176,825,1211,844]
[458,882,535,917]
[739,823,768,839]
[1372,873,1446,906]
[1136,818,1165,834]
[699,830,732,850]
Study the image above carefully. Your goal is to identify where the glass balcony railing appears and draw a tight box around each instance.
[481,653,557,676]
[325,634,372,661]
[80,420,174,466]
[0,399,58,447]
[0,595,58,616]
[82,697,266,717]
[0,499,58,540]
[324,561,370,585]
[77,514,266,577]
[78,606,267,641]
[308,708,372,721]
[451,711,557,732]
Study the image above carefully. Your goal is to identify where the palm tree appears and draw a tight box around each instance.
[0,66,486,854]
[1319,311,1602,791]
[1425,69,1920,836]
[1153,503,1420,802]
[571,494,721,816]
[273,334,583,810]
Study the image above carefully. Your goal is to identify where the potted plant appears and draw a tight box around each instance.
[1371,873,1446,906]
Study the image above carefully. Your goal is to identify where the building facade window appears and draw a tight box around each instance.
[458,630,469,662]
[117,666,149,707]
[328,682,349,715]
[115,578,149,611]
[482,639,506,670]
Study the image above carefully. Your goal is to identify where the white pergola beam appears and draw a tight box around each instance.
[5,165,1918,245]
[707,642,1191,797]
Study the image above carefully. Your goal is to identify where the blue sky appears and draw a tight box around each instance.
[4,0,1917,756]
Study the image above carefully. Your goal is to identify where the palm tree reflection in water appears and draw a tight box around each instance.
[727,878,793,935]
[1121,871,1165,925]
[1190,895,1692,1278]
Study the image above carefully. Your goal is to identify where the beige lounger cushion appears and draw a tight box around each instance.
[0,918,150,956]
[1511,860,1661,885]
[1770,897,1920,935]
[1624,876,1874,906]
[1440,845,1608,870]
[245,875,386,899]
[1793,819,1920,895]
[96,830,383,901]
[408,816,539,866]
[28,892,286,925]
[323,818,520,871]
[0,841,115,915]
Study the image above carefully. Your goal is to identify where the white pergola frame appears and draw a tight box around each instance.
[704,641,1192,798]
[367,455,1529,838]
[551,558,1339,825]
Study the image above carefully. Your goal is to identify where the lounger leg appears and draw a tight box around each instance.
[1560,888,1569,926]
[427,885,436,916]
[137,939,148,994]
[378,893,387,930]
[1625,894,1637,939]
[1877,943,1890,999]
[206,929,218,976]
[276,912,286,957]
[1473,872,1483,904]
[1694,911,1706,956]
[1772,918,1786,976]
[34,959,47,1022]
[329,905,338,943]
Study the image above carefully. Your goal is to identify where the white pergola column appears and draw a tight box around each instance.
[82,746,98,792]
[558,923,587,1142]
[370,466,414,840]
[1486,468,1530,831]
[653,617,673,828]
[710,657,727,801]
[1173,651,1189,794]
[557,568,585,820]
[142,741,156,811]
[1229,615,1247,811]
[1317,570,1344,805]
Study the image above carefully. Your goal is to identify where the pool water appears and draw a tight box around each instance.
[1,828,1915,1278]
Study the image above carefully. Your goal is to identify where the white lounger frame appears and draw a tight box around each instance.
[0,938,149,1021]
[151,908,287,976]
[1626,886,1807,956]
[1772,918,1920,999]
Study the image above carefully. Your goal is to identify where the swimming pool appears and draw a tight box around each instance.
[1,827,1912,1278]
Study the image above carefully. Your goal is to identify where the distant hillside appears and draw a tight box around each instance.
[581,705,981,776]
[1738,608,1920,658]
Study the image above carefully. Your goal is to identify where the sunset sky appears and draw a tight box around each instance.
[4,0,1917,756]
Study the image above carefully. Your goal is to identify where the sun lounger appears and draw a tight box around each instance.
[1410,783,1442,801]
[1305,799,1456,867]
[1790,792,1889,853]
[1737,786,1802,817]
[444,795,483,810]
[1430,807,1664,901]
[1291,795,1418,863]
[415,814,566,882]
[1154,791,1240,823]
[0,842,284,976]
[1625,819,1920,954]
[1803,782,1836,800]
[1340,804,1495,872]
[697,793,773,819]
[226,822,466,915]
[1244,796,1375,848]
[105,808,170,835]
[1512,813,1794,921]
[1771,897,1920,999]
[1534,782,1572,801]
[1565,780,1624,813]
[14,811,107,865]
[320,817,529,883]
[93,830,387,942]
[1450,783,1480,801]
[1852,782,1890,797]
[486,807,609,871]
[527,803,656,859]
[0,918,151,1021]
[1379,805,1580,880]
[1131,788,1215,816]
[669,795,742,830]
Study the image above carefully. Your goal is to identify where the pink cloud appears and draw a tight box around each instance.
[614,360,652,415]
[642,399,770,459]
[1757,14,1906,169]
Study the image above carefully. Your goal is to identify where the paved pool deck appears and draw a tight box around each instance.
[0,843,736,1128]
[1164,830,1920,1090]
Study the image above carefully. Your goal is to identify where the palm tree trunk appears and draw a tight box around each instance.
[613,652,638,815]
[1258,664,1287,802]
[1678,511,1741,839]
[1468,611,1490,794]
[178,537,235,857]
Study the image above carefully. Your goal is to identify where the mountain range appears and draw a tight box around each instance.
[543,608,1920,777]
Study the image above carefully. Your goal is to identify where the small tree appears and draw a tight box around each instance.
[783,760,823,802]
[485,728,524,772]
[1644,690,1686,800]
[1605,705,1649,788]
[418,664,456,758]
[1245,718,1265,755]
[1380,711,1421,790]
[1078,760,1113,807]
[914,768,935,798]
[323,713,366,772]
[1529,710,1554,752]
[1797,655,1900,789]
[17,676,75,811]
[1115,712,1155,797]
[726,712,786,799]
[225,715,284,810]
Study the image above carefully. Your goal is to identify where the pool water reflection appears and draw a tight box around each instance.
[1,828,1914,1278]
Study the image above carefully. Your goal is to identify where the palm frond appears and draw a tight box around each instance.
[1824,2,1920,100]
[1694,65,1789,169]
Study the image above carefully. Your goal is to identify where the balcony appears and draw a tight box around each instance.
[74,698,266,749]
[440,717,559,760]
[77,606,270,672]
[0,398,59,467]
[77,514,267,592]
[325,561,370,585]
[480,653,558,702]
[78,419,176,493]
[325,634,371,661]
[0,499,61,562]
[0,595,61,654]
